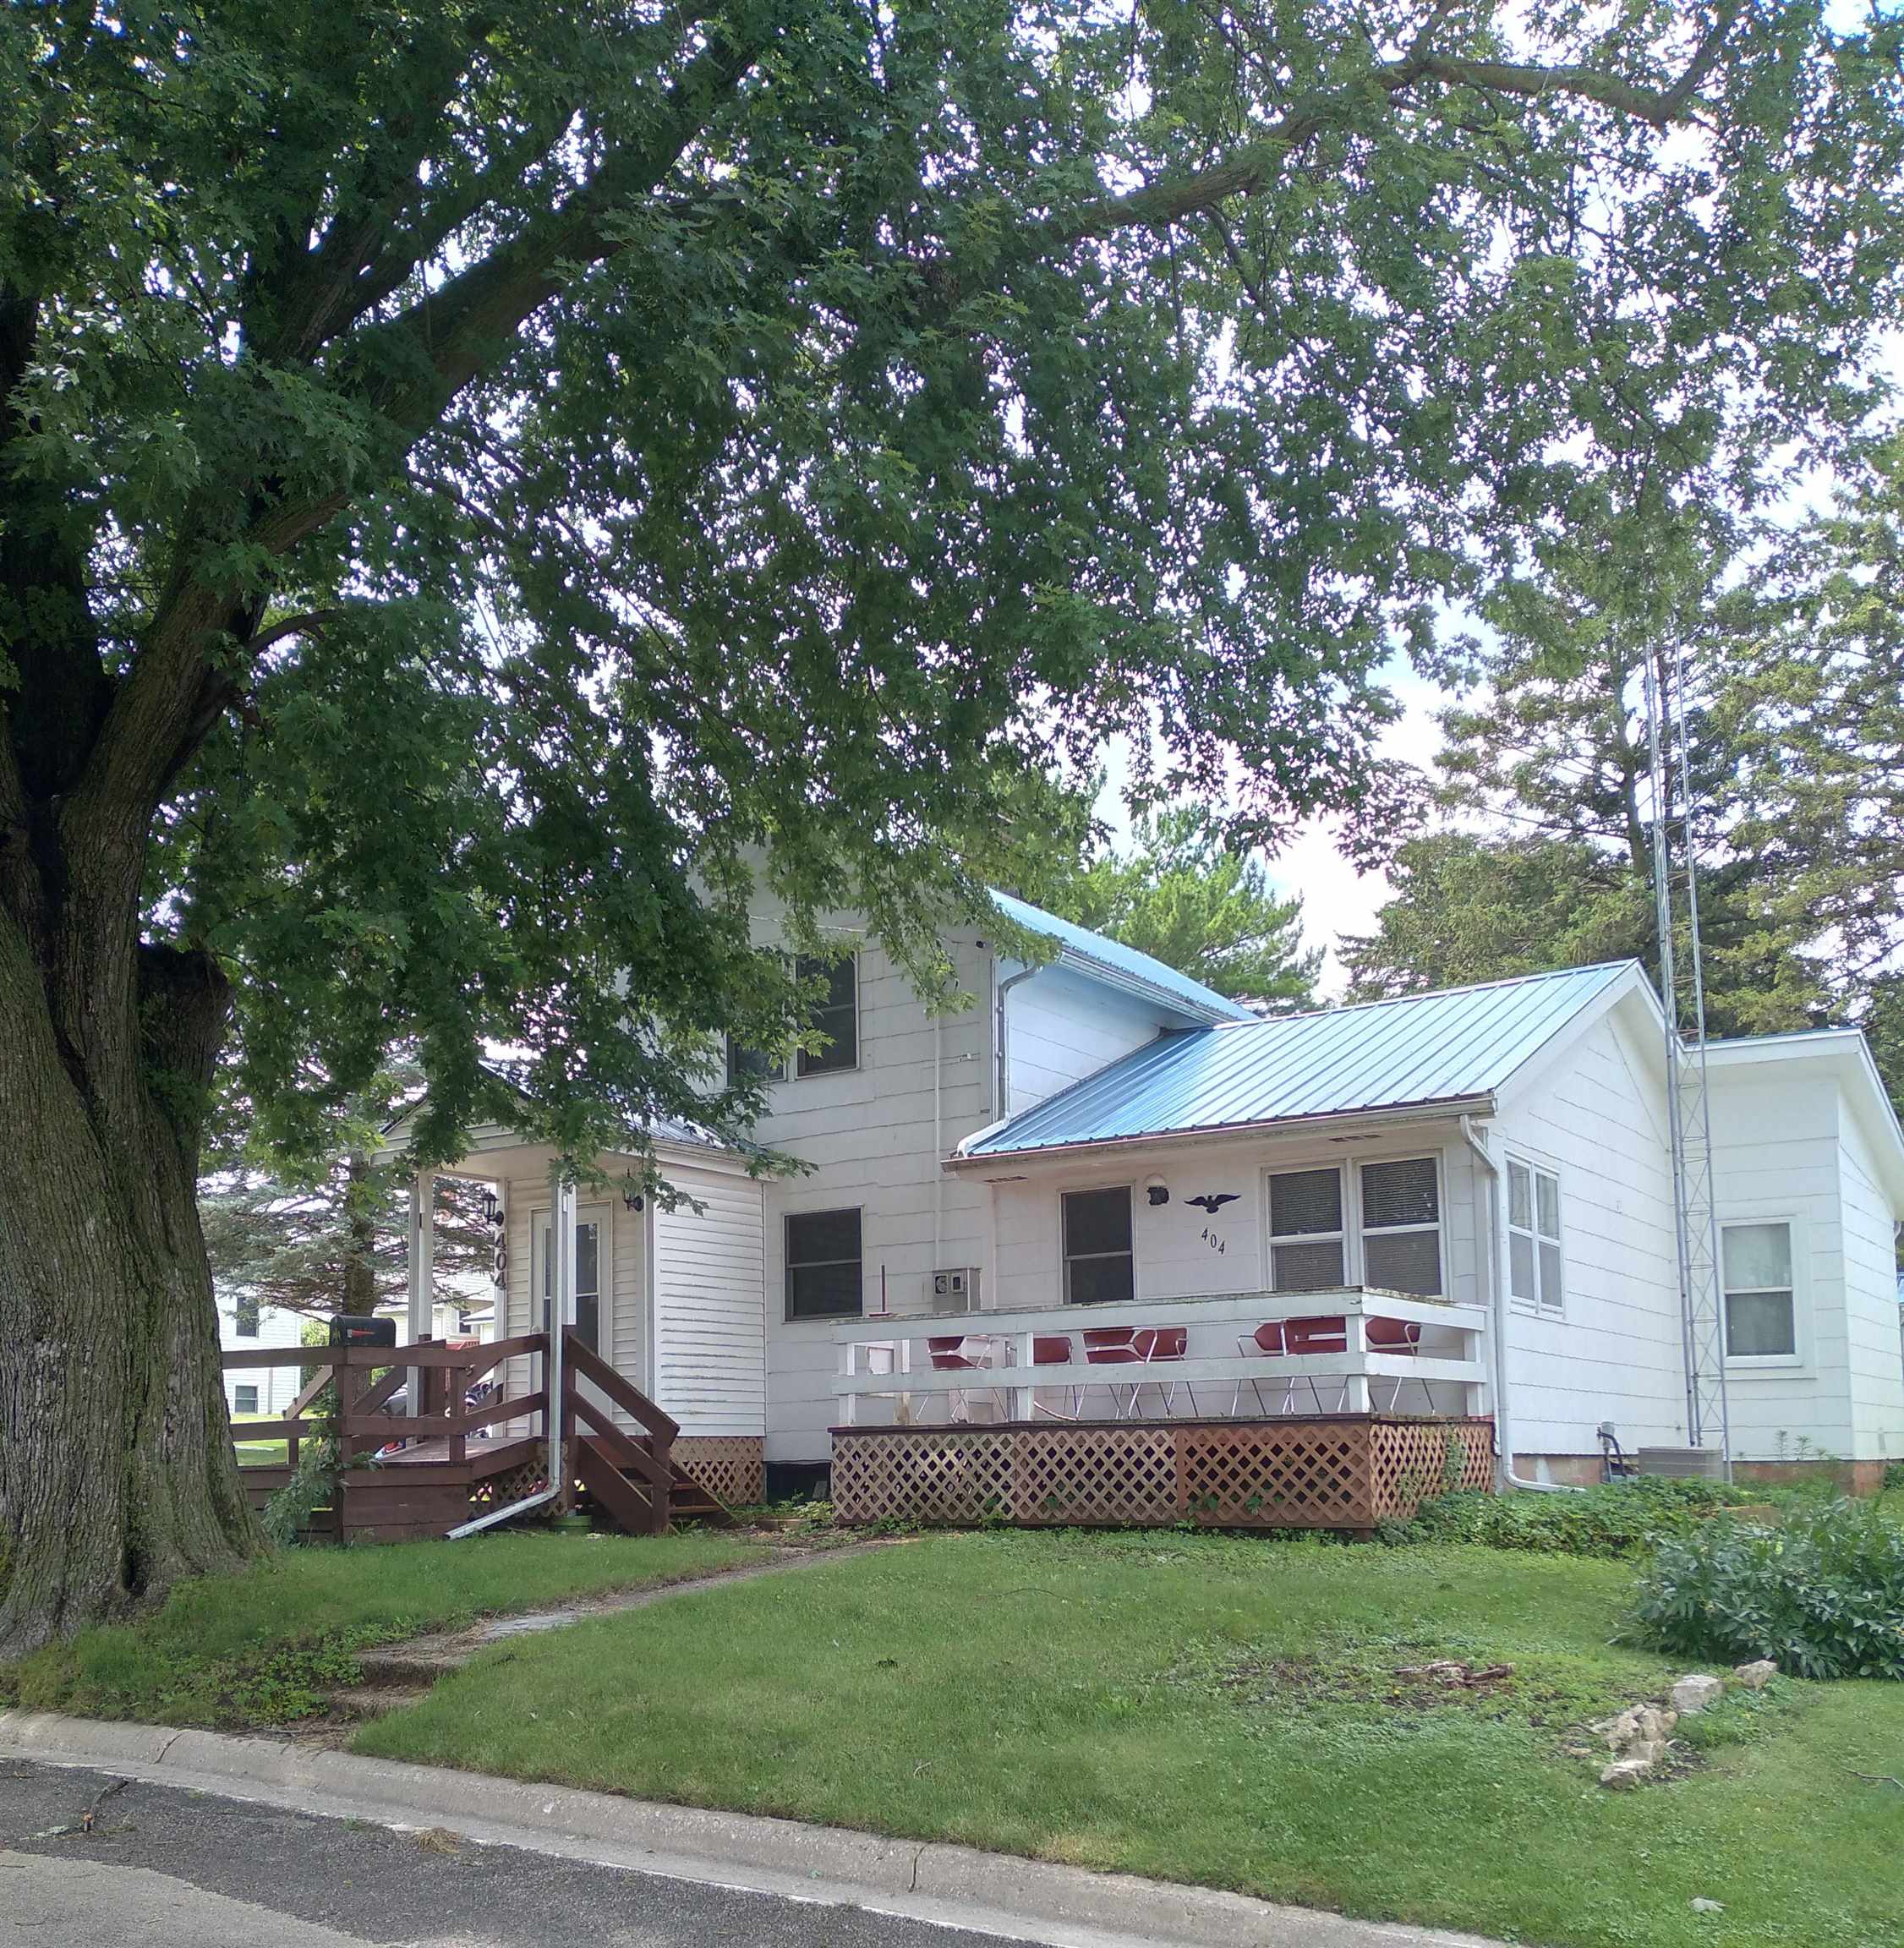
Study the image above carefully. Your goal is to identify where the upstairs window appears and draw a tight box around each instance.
[1267,1168,1346,1290]
[234,1294,260,1338]
[726,950,859,1083]
[1063,1187,1135,1305]
[796,952,859,1075]
[1723,1222,1797,1358]
[1359,1157,1442,1296]
[1507,1160,1564,1311]
[785,1208,863,1321]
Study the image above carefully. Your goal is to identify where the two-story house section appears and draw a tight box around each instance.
[743,893,1254,1477]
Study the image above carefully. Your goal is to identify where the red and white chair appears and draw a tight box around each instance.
[1365,1316,1427,1410]
[927,1334,982,1423]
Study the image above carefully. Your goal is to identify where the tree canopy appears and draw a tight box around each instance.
[1041,803,1321,1009]
[6,1,1904,1647]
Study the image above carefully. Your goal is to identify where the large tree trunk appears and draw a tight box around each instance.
[0,925,259,1655]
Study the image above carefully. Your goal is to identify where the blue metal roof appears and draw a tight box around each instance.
[988,889,1256,1022]
[962,961,1638,1156]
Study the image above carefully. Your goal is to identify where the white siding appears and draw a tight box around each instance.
[1491,1001,1687,1465]
[1708,1066,1855,1462]
[984,1119,1483,1322]
[220,1301,306,1415]
[1004,965,1169,1114]
[652,1162,766,1436]
[756,929,997,1461]
[1836,1102,1904,1461]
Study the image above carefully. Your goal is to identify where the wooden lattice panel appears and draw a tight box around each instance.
[1010,1425,1177,1526]
[673,1437,765,1509]
[832,1429,1015,1525]
[1177,1422,1375,1529]
[468,1456,550,1514]
[1369,1417,1495,1519]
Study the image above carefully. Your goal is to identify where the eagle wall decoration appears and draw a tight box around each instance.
[1185,1193,1239,1215]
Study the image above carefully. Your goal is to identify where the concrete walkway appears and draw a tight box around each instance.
[1,1712,1504,1948]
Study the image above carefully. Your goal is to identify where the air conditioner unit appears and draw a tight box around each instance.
[931,1267,980,1314]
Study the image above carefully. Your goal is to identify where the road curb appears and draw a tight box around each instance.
[0,1711,1498,1948]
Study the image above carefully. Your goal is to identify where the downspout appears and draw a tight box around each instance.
[994,963,1038,1120]
[1459,1115,1578,1495]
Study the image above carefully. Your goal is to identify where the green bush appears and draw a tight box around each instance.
[1385,1479,1742,1560]
[1633,1499,1904,1679]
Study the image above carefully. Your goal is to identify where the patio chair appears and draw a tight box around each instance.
[1229,1319,1288,1417]
[1082,1327,1141,1418]
[1127,1326,1192,1418]
[927,1334,982,1424]
[1028,1334,1082,1420]
[1365,1316,1426,1411]
[1283,1315,1349,1414]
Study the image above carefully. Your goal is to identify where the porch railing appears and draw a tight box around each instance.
[834,1287,1489,1426]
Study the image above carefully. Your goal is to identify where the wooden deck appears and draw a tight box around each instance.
[226,1330,732,1542]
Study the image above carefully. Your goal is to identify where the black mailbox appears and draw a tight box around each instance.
[328,1314,397,1349]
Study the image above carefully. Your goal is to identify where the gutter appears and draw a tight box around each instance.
[1459,1114,1577,1495]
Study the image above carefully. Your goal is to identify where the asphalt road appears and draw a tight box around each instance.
[0,1759,1019,1948]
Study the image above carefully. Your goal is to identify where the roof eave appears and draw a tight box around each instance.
[948,1092,1499,1171]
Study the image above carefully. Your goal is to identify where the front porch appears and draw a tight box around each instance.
[830,1288,1495,1532]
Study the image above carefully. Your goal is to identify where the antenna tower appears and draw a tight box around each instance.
[1639,639,1731,1470]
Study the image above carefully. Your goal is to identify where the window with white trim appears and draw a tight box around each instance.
[1267,1167,1346,1290]
[234,1293,260,1338]
[1358,1157,1443,1296]
[1722,1222,1797,1359]
[1507,1159,1563,1311]
[233,1383,260,1416]
[1062,1187,1135,1305]
[726,950,860,1082]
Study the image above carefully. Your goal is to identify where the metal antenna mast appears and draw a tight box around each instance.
[1640,639,1731,1470]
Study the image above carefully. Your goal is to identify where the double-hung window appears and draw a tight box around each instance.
[233,1383,260,1416]
[785,1208,863,1321]
[727,950,859,1082]
[1062,1187,1135,1305]
[1358,1157,1443,1296]
[1267,1168,1346,1290]
[234,1293,260,1338]
[1507,1160,1564,1311]
[1722,1222,1797,1359]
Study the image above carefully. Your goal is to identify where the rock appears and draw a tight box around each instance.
[1600,1756,1655,1789]
[1691,1897,1725,1914]
[1671,1673,1725,1715]
[1639,1704,1677,1742]
[1732,1658,1777,1690]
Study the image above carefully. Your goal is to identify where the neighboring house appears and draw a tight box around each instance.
[218,1291,308,1419]
[387,898,1904,1503]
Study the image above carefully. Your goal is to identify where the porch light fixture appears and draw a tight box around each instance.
[479,1188,501,1226]
[1145,1177,1169,1207]
[623,1185,645,1213]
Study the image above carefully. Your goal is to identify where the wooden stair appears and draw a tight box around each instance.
[665,1463,735,1527]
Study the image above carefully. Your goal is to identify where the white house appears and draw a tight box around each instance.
[394,897,1904,1512]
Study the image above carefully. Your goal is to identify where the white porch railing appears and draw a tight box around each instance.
[834,1287,1489,1427]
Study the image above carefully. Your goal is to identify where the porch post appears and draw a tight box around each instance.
[407,1171,435,1415]
[1344,1311,1371,1414]
[549,1172,577,1495]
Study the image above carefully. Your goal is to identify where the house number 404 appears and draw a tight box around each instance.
[1201,1227,1227,1256]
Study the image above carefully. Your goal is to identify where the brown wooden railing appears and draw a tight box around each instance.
[222,1327,700,1539]
[562,1329,676,1536]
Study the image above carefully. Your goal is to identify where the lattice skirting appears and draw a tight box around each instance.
[832,1417,1494,1532]
[673,1436,765,1509]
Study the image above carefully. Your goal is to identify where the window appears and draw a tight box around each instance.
[1359,1157,1443,1296]
[785,1208,863,1321]
[796,953,858,1075]
[233,1383,259,1416]
[1507,1160,1564,1311]
[537,1211,605,1352]
[726,950,859,1082]
[1267,1168,1346,1290]
[1062,1187,1135,1305]
[1723,1222,1797,1359]
[234,1294,260,1338]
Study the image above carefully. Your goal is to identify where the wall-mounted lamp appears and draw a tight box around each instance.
[623,1186,645,1213]
[1145,1177,1169,1207]
[479,1187,500,1226]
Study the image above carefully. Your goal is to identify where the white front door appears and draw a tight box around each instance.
[533,1201,611,1355]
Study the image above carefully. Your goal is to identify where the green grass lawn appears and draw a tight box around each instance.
[3,1530,768,1726]
[355,1530,1904,1948]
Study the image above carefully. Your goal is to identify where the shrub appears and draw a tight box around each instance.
[1633,1499,1904,1679]
[1385,1479,1737,1560]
